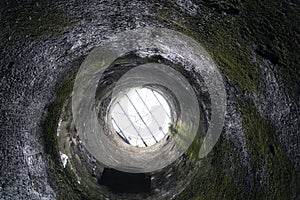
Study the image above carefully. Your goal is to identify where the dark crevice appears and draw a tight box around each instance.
[269,144,275,156]
[99,168,151,194]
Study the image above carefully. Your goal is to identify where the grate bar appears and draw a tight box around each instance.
[135,89,167,135]
[125,94,158,143]
[117,102,148,147]
[111,117,130,144]
[151,90,171,118]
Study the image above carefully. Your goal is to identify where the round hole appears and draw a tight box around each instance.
[110,87,171,147]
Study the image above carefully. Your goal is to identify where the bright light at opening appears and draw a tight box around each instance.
[111,88,171,147]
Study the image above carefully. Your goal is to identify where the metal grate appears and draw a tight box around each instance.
[111,88,171,147]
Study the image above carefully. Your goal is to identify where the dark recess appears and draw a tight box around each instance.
[269,144,275,156]
[99,168,151,194]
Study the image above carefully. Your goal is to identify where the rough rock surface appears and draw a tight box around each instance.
[1,0,299,199]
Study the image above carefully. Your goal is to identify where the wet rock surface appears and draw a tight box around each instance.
[1,0,299,199]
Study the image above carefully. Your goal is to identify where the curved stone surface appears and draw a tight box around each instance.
[1,1,299,199]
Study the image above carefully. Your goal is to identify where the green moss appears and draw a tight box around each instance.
[155,3,300,197]
[157,8,261,93]
[182,120,205,162]
[42,72,80,199]
[174,137,242,200]
[240,0,300,99]
[174,93,299,199]
[39,1,300,199]
[175,99,299,199]
[43,73,76,163]
[185,132,202,162]
[236,99,299,199]
[157,0,300,95]
[168,119,204,162]
[42,71,111,199]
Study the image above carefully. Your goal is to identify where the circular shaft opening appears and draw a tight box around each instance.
[110,87,171,147]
